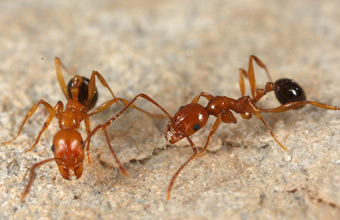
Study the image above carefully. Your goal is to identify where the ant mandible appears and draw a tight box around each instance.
[82,55,340,201]
[2,58,151,201]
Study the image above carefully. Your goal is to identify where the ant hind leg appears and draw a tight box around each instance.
[238,55,273,98]
[246,101,288,151]
[259,101,340,114]
[86,70,116,107]
[55,57,70,100]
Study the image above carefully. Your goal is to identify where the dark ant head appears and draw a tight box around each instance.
[164,103,209,144]
[274,78,306,107]
[67,76,98,110]
[52,129,84,180]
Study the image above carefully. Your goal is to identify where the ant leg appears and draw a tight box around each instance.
[191,92,214,103]
[84,93,172,147]
[259,101,340,113]
[167,114,224,200]
[83,114,92,164]
[103,128,129,177]
[195,113,223,158]
[86,71,115,106]
[54,57,70,100]
[2,100,54,145]
[166,132,198,200]
[117,98,167,118]
[252,81,276,103]
[239,55,273,98]
[86,71,163,117]
[88,98,120,117]
[82,93,171,174]
[25,101,63,152]
[88,97,164,118]
[246,101,288,151]
[248,100,340,151]
[21,158,55,202]
[239,68,248,96]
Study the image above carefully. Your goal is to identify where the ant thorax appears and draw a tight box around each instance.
[59,100,86,129]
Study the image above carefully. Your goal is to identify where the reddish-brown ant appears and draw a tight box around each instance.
[82,55,340,200]
[2,58,153,201]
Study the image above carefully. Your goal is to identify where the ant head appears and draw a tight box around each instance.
[164,103,209,144]
[52,129,84,180]
[274,78,306,105]
[67,76,98,110]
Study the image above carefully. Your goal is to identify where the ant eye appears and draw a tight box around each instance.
[51,144,55,152]
[193,123,200,131]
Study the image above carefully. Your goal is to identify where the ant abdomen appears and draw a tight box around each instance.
[274,78,306,106]
[67,77,98,109]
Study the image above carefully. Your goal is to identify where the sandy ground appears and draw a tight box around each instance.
[1,0,340,219]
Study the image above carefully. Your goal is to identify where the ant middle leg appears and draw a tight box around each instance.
[191,92,214,103]
[2,100,56,145]
[25,101,64,152]
[166,112,225,200]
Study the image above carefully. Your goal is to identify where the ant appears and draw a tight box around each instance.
[81,55,340,201]
[2,57,153,201]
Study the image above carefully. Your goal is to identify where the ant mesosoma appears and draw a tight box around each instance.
[2,58,152,201]
[81,55,340,201]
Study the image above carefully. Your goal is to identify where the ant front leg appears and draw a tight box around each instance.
[83,114,92,163]
[116,98,167,118]
[166,112,227,200]
[166,114,223,200]
[21,158,55,202]
[82,93,172,175]
[195,113,224,158]
[85,93,172,141]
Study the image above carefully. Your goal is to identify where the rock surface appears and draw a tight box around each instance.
[1,0,340,219]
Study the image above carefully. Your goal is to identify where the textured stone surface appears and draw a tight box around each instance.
[1,0,340,219]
